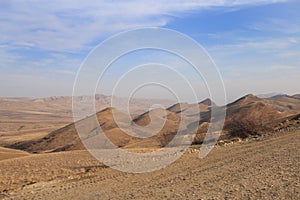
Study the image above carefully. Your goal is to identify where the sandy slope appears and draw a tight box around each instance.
[0,147,29,161]
[1,130,299,200]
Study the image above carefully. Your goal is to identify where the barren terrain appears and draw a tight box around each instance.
[0,95,173,147]
[0,94,299,199]
[7,94,300,153]
[0,130,299,199]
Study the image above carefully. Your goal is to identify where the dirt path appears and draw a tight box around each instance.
[1,130,299,200]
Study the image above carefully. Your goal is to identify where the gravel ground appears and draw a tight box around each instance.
[1,130,299,200]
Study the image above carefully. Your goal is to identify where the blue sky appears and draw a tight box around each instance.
[0,0,299,102]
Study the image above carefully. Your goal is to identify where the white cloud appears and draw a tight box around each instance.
[0,48,20,69]
[265,65,298,71]
[249,18,300,34]
[0,0,287,52]
[0,0,293,98]
[210,37,298,53]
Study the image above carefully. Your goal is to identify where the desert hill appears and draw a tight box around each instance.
[0,95,174,147]
[166,98,214,116]
[7,94,300,153]
[7,98,216,153]
[223,94,293,138]
[292,94,300,99]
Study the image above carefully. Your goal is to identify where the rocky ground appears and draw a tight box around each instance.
[0,129,299,200]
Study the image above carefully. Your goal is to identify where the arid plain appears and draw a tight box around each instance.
[0,94,299,199]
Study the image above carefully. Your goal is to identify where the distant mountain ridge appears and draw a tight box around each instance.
[257,92,284,98]
[8,93,300,153]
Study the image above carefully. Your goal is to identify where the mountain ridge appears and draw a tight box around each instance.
[7,93,300,153]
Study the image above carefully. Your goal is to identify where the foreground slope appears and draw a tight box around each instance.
[1,129,299,199]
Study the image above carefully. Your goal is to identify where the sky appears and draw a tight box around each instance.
[0,0,299,102]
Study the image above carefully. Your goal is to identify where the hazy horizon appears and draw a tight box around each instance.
[1,1,299,102]
[1,91,299,106]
